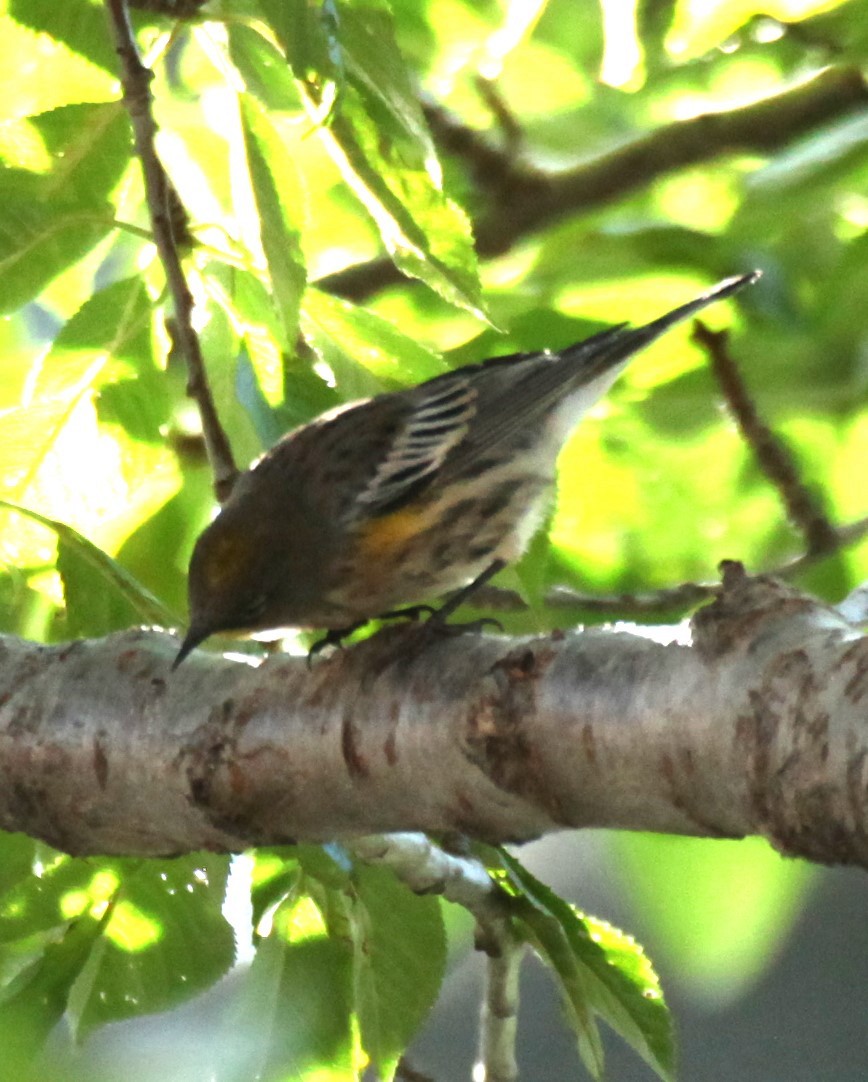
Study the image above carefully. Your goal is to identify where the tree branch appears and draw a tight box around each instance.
[468,515,868,619]
[104,0,239,501]
[694,319,838,554]
[476,921,522,1082]
[0,566,866,866]
[320,66,868,301]
[349,835,520,1082]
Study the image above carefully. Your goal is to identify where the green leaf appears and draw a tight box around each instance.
[352,864,447,1075]
[0,9,114,118]
[227,22,303,113]
[263,0,486,317]
[233,920,355,1078]
[27,102,131,205]
[326,95,485,317]
[239,96,308,350]
[0,277,150,489]
[71,855,234,1037]
[0,835,36,900]
[0,854,95,944]
[0,99,129,312]
[255,0,344,97]
[0,916,105,1073]
[501,850,675,1082]
[250,850,301,937]
[302,287,447,396]
[0,501,177,631]
[507,890,606,1080]
[9,0,118,75]
[0,183,113,315]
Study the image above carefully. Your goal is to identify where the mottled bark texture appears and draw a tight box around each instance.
[0,566,865,865]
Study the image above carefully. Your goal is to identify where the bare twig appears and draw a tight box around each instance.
[321,66,868,302]
[349,834,521,1081]
[420,92,534,195]
[476,922,522,1082]
[129,0,209,16]
[395,1058,437,1082]
[470,579,712,617]
[473,75,524,152]
[693,319,838,554]
[348,834,505,922]
[467,515,868,619]
[104,0,238,502]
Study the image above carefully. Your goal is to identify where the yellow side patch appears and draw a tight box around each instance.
[356,503,437,559]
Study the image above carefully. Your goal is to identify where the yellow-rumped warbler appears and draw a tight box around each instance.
[174,272,759,666]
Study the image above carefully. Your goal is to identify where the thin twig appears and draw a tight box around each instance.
[467,515,868,619]
[104,0,239,502]
[395,1057,437,1082]
[476,922,522,1082]
[473,76,524,152]
[349,835,522,1082]
[693,319,838,554]
[420,91,534,194]
[321,66,868,301]
[348,834,506,919]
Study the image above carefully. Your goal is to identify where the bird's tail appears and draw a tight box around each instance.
[560,270,761,369]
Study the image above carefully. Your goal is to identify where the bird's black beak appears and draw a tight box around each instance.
[172,626,208,671]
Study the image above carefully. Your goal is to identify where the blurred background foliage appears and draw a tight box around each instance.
[0,0,867,1077]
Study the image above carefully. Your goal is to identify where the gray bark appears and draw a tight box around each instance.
[0,565,865,866]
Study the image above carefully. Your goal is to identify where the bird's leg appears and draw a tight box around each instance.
[309,561,508,662]
[377,604,437,622]
[427,558,506,631]
[307,619,369,664]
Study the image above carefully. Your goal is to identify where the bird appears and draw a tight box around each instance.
[174,271,760,667]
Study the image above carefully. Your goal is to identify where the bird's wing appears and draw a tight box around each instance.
[356,373,478,514]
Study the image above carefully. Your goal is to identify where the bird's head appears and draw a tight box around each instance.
[173,511,272,669]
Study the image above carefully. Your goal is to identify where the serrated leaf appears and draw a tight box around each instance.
[0,99,132,313]
[0,187,113,315]
[507,889,606,1079]
[28,102,131,204]
[0,277,151,490]
[233,926,355,1078]
[302,287,447,393]
[0,854,95,944]
[501,850,675,1082]
[1,9,114,117]
[239,97,307,350]
[324,96,485,318]
[261,0,485,317]
[227,22,303,113]
[71,856,234,1038]
[9,0,118,75]
[352,864,447,1075]
[0,915,104,1072]
[0,501,177,630]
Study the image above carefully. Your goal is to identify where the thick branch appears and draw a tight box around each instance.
[321,66,868,301]
[0,568,866,866]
